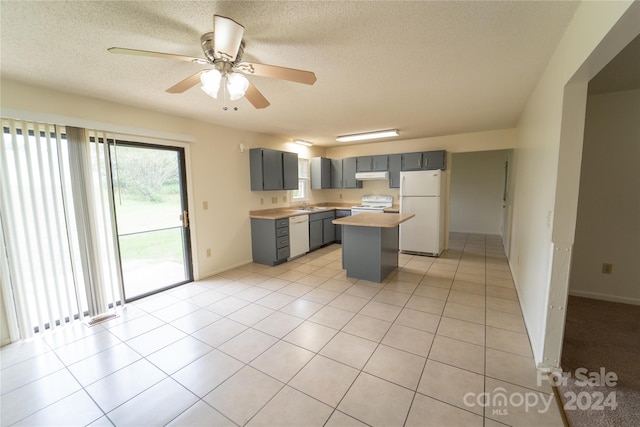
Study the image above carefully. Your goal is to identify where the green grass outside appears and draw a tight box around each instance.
[118,227,184,262]
[115,193,185,262]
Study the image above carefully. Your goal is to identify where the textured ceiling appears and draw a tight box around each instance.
[0,1,580,146]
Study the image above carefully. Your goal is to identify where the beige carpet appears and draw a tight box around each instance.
[558,296,640,427]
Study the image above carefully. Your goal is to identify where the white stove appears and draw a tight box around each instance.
[351,195,393,215]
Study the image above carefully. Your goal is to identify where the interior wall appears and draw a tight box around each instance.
[449,150,511,234]
[509,0,638,366]
[569,89,640,304]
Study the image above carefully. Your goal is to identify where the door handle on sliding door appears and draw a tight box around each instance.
[183,210,189,228]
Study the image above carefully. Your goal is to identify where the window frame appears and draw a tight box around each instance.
[291,157,310,201]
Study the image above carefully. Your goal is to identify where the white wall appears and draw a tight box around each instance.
[569,89,640,304]
[449,150,511,234]
[509,0,638,367]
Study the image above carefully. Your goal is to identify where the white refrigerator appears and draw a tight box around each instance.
[399,169,446,256]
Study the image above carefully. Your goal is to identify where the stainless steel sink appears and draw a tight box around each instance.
[300,207,327,211]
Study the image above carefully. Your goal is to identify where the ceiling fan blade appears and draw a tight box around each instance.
[213,15,245,62]
[238,62,317,85]
[244,82,270,109]
[108,47,206,64]
[166,70,206,93]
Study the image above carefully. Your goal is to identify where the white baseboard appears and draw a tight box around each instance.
[568,290,640,306]
[198,259,255,281]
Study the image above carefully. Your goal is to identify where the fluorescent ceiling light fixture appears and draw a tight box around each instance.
[294,139,313,146]
[336,129,399,143]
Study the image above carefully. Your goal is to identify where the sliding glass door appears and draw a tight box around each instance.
[110,142,193,300]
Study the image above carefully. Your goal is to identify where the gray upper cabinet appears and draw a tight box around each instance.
[424,150,446,170]
[388,154,401,188]
[311,157,331,189]
[343,157,363,188]
[283,151,299,190]
[356,156,373,172]
[372,155,388,171]
[401,152,423,170]
[401,150,447,171]
[250,148,298,191]
[330,159,343,188]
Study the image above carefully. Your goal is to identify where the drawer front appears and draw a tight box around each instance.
[276,236,289,249]
[276,227,289,238]
[309,211,335,221]
[276,218,289,228]
[277,247,290,260]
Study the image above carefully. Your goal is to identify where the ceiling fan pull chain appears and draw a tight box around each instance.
[222,74,229,110]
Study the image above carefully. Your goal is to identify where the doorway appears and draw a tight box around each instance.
[110,141,193,300]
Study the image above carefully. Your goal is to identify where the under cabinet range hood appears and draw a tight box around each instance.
[355,171,389,181]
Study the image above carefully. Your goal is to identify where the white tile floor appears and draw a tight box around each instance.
[0,233,565,426]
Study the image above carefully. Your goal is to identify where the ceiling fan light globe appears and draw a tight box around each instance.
[200,69,222,98]
[227,72,249,100]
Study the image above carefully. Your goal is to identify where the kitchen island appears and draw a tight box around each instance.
[333,213,415,282]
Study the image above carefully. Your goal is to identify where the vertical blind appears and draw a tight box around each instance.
[0,119,123,340]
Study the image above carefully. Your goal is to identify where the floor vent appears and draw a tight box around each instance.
[85,312,119,327]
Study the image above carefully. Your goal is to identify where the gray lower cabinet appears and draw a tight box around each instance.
[334,209,351,242]
[309,219,323,250]
[250,218,289,265]
[343,157,363,188]
[323,217,335,244]
[309,211,336,250]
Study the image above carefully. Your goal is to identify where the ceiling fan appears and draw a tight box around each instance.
[108,14,317,109]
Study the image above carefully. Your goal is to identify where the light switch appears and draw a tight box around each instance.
[202,201,209,210]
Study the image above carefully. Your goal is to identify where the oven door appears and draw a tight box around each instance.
[351,207,384,215]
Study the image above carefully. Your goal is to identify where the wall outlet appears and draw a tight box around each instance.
[339,194,343,199]
[283,195,287,202]
[202,201,209,210]
[260,198,264,205]
[206,248,211,257]
[602,263,613,274]
[271,197,277,204]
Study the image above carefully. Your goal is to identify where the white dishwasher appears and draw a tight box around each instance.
[289,215,310,260]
